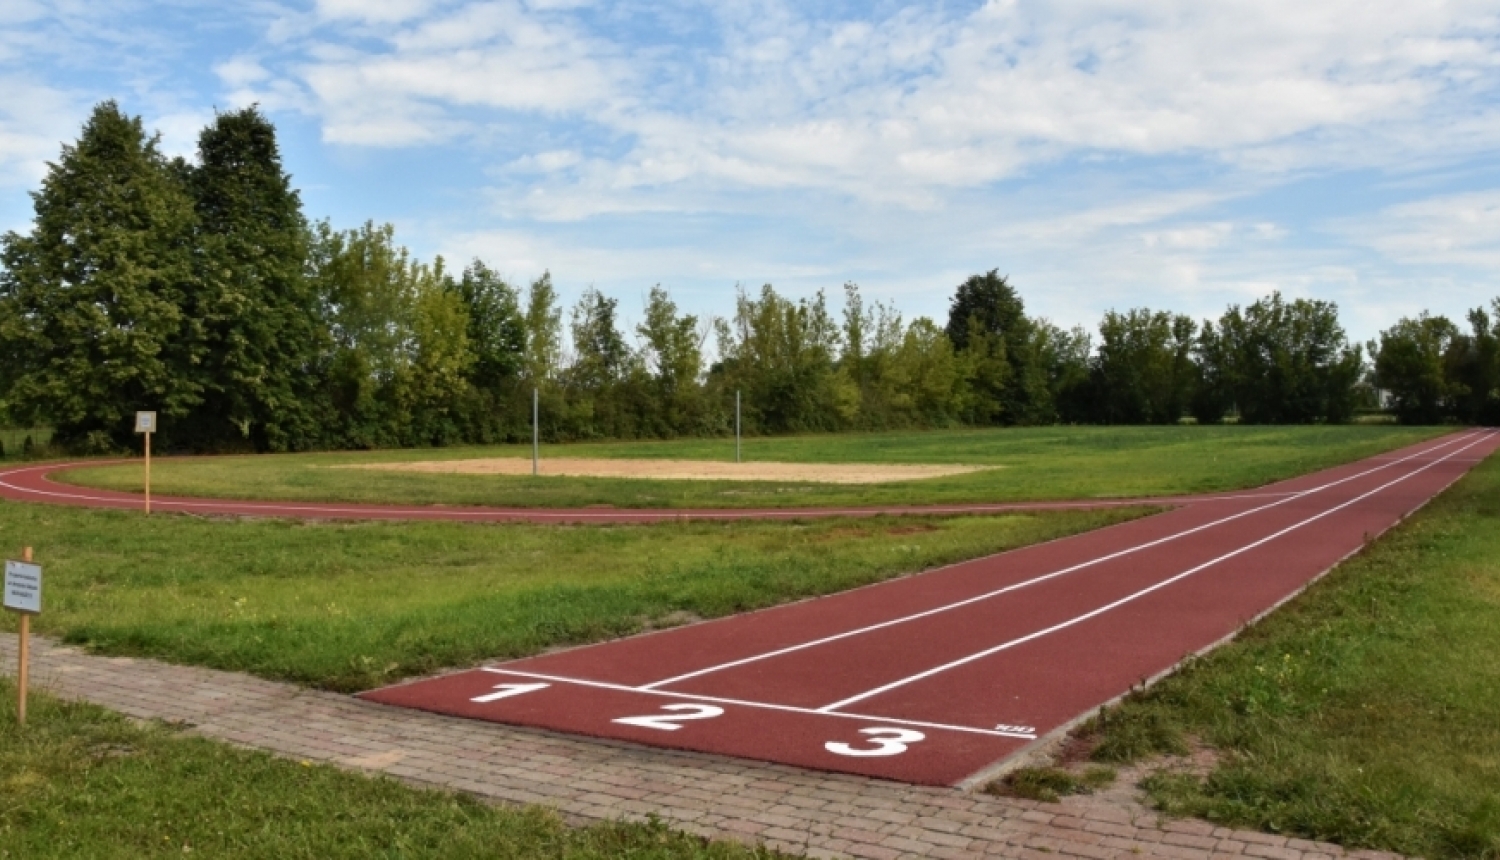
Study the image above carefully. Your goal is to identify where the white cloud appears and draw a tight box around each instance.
[230,0,1500,220]
[315,0,438,25]
[1344,190,1500,269]
[0,77,85,192]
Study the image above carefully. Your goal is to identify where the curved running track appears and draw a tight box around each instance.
[5,431,1497,786]
[0,459,1294,523]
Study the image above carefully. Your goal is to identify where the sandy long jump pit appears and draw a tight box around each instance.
[337,458,991,484]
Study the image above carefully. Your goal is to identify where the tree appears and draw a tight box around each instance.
[456,259,524,394]
[1190,321,1234,425]
[1210,293,1362,424]
[1447,303,1500,425]
[181,106,325,451]
[1092,309,1197,424]
[1374,313,1460,424]
[394,258,473,444]
[522,272,562,386]
[566,287,640,437]
[637,285,709,434]
[713,284,853,433]
[889,317,962,424]
[945,270,1026,352]
[944,270,1051,424]
[0,101,202,451]
[309,220,432,446]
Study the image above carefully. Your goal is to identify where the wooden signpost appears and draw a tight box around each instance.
[135,411,156,514]
[5,547,40,727]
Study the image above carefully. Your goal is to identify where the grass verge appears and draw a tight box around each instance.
[0,502,1147,692]
[986,766,1117,803]
[60,426,1444,509]
[0,680,780,859]
[1073,451,1500,858]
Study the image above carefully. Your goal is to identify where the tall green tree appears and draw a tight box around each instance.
[1092,309,1197,424]
[310,220,423,446]
[944,270,1049,424]
[637,285,709,434]
[183,106,325,451]
[1374,313,1461,425]
[1209,293,1362,424]
[1448,303,1500,425]
[522,272,562,385]
[945,270,1026,352]
[0,101,202,450]
[456,260,525,394]
[713,285,854,433]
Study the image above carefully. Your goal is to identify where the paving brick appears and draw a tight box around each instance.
[1244,847,1301,860]
[1163,833,1220,851]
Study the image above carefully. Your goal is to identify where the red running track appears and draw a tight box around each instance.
[3,432,1495,785]
[358,430,1499,785]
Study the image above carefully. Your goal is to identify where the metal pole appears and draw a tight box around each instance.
[532,388,539,476]
[735,390,741,464]
[144,432,151,515]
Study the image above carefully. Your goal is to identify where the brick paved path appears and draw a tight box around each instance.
[2,636,1401,860]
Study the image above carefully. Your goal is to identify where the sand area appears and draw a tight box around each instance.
[337,458,990,484]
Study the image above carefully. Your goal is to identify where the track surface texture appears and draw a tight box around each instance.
[7,431,1496,787]
[356,430,1498,786]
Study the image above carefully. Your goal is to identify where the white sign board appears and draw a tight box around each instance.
[135,411,157,433]
[3,560,41,614]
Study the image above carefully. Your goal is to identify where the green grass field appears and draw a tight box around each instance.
[62,425,1445,509]
[0,682,781,860]
[1076,451,1500,858]
[0,501,1145,691]
[6,423,1492,857]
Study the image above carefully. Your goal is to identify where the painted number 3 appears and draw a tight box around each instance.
[825,727,926,758]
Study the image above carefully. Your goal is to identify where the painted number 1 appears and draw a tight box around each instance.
[613,703,725,731]
[825,727,926,757]
[470,682,550,703]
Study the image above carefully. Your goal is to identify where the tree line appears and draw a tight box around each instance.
[0,103,1496,453]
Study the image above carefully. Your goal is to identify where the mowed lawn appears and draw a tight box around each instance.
[0,502,1145,692]
[1078,449,1500,858]
[60,425,1445,509]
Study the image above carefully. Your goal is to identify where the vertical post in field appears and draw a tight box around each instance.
[735,390,741,464]
[135,412,156,515]
[532,388,539,477]
[17,546,31,728]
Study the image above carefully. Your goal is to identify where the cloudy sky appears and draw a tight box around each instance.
[3,0,1499,343]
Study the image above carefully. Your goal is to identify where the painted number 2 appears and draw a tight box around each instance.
[613,703,725,731]
[825,727,926,757]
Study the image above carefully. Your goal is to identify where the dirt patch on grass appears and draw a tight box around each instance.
[336,458,993,485]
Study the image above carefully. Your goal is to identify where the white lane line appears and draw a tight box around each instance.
[638,430,1488,690]
[816,429,1495,713]
[475,667,1037,740]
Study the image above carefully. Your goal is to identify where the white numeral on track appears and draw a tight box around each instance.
[471,682,550,703]
[613,703,725,731]
[825,727,926,757]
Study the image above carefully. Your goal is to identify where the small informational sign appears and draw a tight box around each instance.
[4,559,41,615]
[135,411,157,433]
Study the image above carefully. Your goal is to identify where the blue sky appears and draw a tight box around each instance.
[3,0,1499,345]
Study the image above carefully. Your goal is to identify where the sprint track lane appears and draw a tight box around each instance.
[361,430,1499,785]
